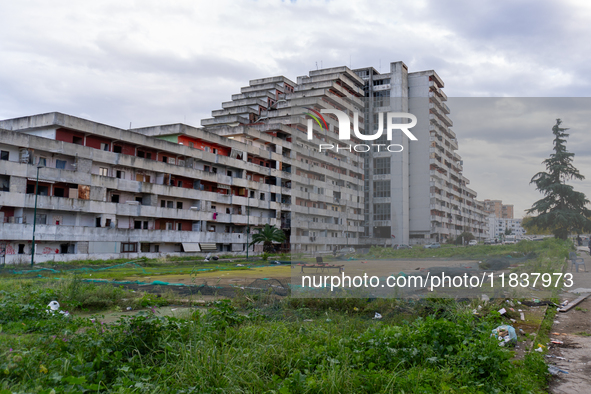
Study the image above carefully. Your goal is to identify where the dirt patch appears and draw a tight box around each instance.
[553,298,591,335]
[548,335,591,393]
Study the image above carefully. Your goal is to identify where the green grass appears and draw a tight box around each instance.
[1,239,574,392]
[1,280,551,393]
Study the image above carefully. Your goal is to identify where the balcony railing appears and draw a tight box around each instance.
[2,216,26,224]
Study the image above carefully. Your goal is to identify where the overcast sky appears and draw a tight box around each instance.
[1,0,590,217]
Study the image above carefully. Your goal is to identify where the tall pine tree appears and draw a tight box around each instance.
[526,119,591,239]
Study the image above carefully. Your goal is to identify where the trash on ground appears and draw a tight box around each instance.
[491,325,517,346]
[498,308,507,315]
[551,340,564,345]
[548,366,569,375]
[373,312,383,320]
[46,301,70,317]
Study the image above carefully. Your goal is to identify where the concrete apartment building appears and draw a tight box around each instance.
[488,217,525,240]
[0,113,293,264]
[353,61,488,244]
[0,61,487,263]
[202,68,366,253]
[484,199,514,219]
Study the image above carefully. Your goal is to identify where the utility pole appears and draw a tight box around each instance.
[31,164,43,267]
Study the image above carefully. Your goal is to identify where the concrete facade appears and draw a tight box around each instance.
[0,113,293,263]
[484,199,514,219]
[487,216,525,240]
[353,62,488,244]
[0,60,489,263]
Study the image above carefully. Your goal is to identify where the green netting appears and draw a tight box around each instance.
[6,262,148,275]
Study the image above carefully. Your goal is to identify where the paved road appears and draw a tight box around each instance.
[549,247,591,394]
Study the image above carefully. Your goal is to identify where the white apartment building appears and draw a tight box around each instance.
[488,216,526,239]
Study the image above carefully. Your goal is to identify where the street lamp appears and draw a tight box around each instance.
[31,164,44,267]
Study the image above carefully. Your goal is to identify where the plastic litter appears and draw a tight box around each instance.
[491,325,517,346]
[46,301,70,317]
[498,308,507,315]
[373,312,383,320]
[548,366,569,375]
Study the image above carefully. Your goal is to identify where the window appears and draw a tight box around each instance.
[54,188,65,197]
[95,217,101,227]
[204,165,210,172]
[105,219,112,227]
[121,243,137,253]
[373,157,390,175]
[161,156,168,163]
[146,153,152,160]
[18,244,25,254]
[101,143,110,151]
[212,148,218,154]
[135,197,143,204]
[1,151,9,161]
[227,170,232,177]
[113,145,122,153]
[260,193,265,201]
[166,223,173,230]
[177,202,183,209]
[134,221,142,229]
[250,190,255,198]
[140,243,150,253]
[137,151,145,158]
[72,136,83,145]
[38,157,47,166]
[99,167,108,176]
[111,195,120,203]
[177,181,183,187]
[153,245,159,252]
[167,201,173,209]
[373,203,391,221]
[56,160,66,169]
[37,214,47,225]
[189,142,194,148]
[373,180,391,198]
[204,147,210,153]
[143,221,148,229]
[116,170,124,179]
[177,223,182,231]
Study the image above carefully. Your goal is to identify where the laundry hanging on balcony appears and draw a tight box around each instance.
[213,213,217,220]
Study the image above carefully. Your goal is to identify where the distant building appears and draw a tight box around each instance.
[484,199,514,219]
[487,216,525,239]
